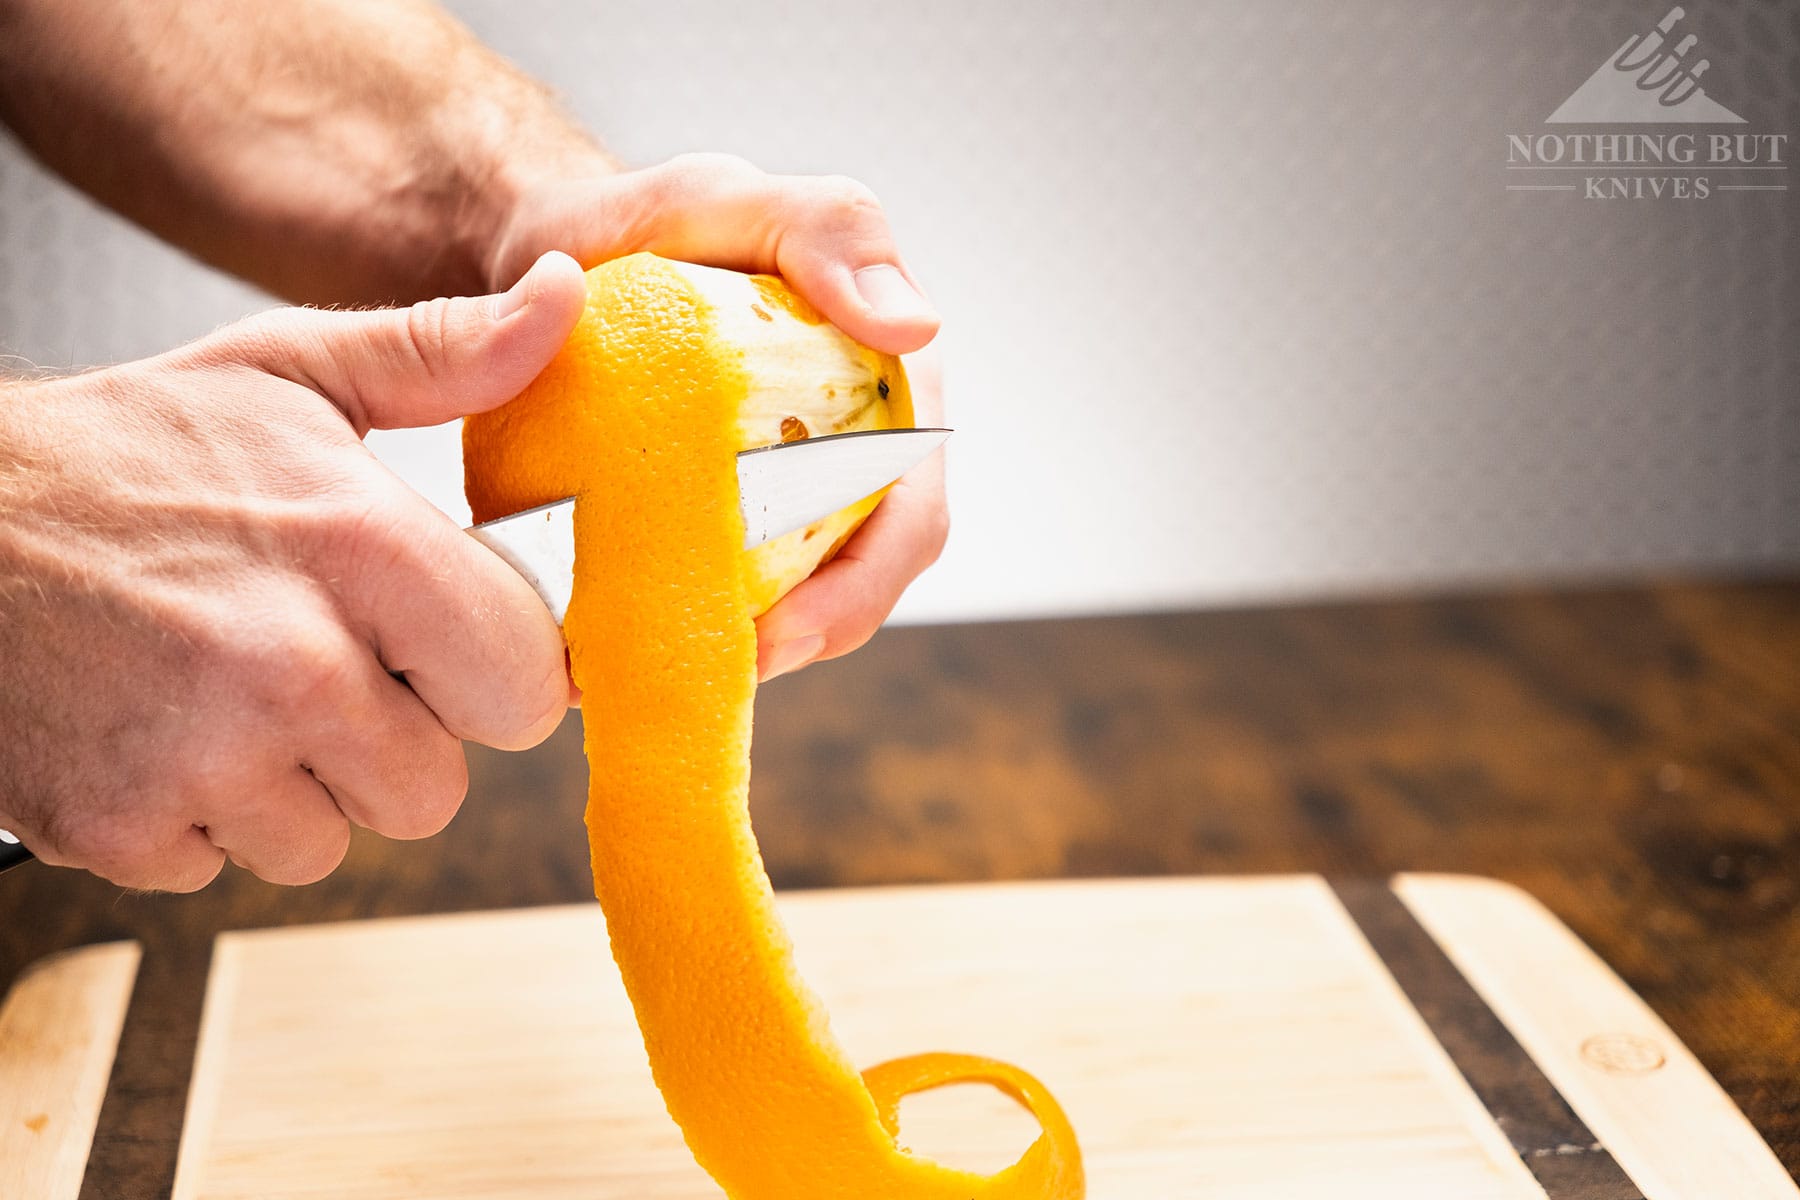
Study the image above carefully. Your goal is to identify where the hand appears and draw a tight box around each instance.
[0,252,590,891]
[488,154,951,680]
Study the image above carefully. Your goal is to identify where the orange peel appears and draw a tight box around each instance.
[465,252,1084,1199]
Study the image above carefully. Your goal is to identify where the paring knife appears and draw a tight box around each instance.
[467,427,950,625]
[0,426,950,876]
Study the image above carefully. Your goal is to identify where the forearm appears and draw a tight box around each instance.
[0,0,615,304]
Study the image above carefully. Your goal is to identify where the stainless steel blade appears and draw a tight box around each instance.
[466,427,949,624]
[734,428,949,548]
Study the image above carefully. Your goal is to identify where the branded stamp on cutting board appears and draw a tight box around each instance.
[3,875,1793,1199]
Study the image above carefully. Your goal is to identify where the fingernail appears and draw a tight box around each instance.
[762,634,824,682]
[854,265,937,325]
[488,253,553,320]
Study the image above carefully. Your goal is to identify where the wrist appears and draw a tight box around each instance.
[455,100,622,294]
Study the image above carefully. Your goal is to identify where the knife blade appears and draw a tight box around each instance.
[466,427,950,625]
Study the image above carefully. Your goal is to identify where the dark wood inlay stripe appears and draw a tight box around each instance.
[1332,879,1645,1200]
[77,939,211,1200]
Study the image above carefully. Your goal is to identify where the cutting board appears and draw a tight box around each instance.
[5,876,1794,1199]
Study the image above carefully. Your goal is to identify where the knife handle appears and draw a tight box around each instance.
[0,830,33,874]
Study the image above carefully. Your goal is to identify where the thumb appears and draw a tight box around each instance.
[224,251,588,432]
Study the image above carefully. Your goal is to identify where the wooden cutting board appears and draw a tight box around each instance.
[5,875,1794,1199]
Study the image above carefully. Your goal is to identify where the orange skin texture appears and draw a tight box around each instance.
[465,254,1083,1199]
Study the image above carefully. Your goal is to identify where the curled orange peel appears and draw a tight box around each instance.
[465,253,1084,1200]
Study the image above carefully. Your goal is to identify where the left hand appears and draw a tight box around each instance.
[489,154,951,681]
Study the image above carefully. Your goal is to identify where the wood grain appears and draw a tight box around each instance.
[0,942,140,1200]
[168,879,1568,1200]
[747,581,1800,1167]
[1332,880,1639,1199]
[0,579,1793,1193]
[1397,873,1799,1200]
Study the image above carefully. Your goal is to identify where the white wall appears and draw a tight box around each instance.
[2,0,1795,624]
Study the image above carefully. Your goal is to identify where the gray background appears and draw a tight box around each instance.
[2,0,1795,623]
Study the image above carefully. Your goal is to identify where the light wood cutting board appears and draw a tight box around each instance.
[6,875,1794,1199]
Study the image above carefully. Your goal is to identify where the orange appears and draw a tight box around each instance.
[464,253,1084,1199]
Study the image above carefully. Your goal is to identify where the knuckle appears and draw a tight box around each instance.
[425,746,472,834]
[390,740,469,840]
[288,628,357,703]
[637,153,770,222]
[400,296,457,383]
[309,485,421,587]
[64,815,215,892]
[268,821,350,886]
[185,593,368,734]
[811,174,884,222]
[195,310,336,395]
[645,152,762,209]
[54,811,159,875]
[490,662,567,751]
[461,601,570,750]
[197,309,291,367]
[156,851,226,894]
[241,620,364,721]
[663,151,760,185]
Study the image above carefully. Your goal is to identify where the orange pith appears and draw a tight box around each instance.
[464,253,1084,1199]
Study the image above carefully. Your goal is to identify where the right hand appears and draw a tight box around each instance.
[0,251,589,892]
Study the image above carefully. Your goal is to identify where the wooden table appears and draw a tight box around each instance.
[3,579,1797,1196]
